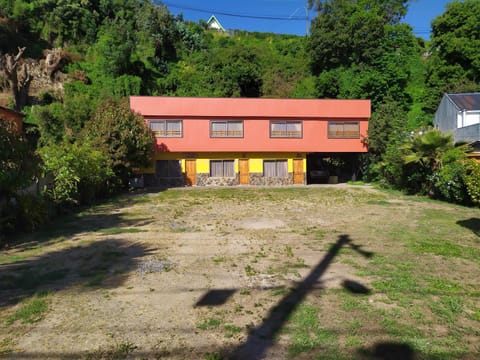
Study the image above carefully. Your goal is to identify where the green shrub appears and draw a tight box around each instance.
[39,141,113,205]
[463,159,480,205]
[433,162,468,204]
[16,194,49,231]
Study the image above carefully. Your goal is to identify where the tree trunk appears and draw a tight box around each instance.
[0,47,31,112]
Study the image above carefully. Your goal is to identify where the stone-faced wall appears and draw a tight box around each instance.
[249,173,293,186]
[196,173,239,186]
[145,172,301,187]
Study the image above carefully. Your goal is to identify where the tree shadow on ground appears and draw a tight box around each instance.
[229,234,373,359]
[0,196,155,309]
[358,342,415,360]
[3,196,155,252]
[0,237,152,308]
[457,218,480,237]
[0,343,233,359]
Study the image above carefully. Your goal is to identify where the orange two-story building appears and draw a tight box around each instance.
[130,97,370,186]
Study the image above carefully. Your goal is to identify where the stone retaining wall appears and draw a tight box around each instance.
[144,173,302,187]
[196,173,239,186]
[249,173,293,186]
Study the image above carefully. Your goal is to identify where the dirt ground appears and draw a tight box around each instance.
[0,185,479,359]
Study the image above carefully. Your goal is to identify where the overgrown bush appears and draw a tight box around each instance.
[463,159,480,205]
[39,141,113,205]
[433,161,469,204]
[15,194,49,231]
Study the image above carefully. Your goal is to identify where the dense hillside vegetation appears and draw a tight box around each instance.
[1,0,480,238]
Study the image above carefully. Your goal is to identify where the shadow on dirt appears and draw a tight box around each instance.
[230,234,372,359]
[0,196,155,309]
[4,204,154,252]
[0,237,153,308]
[195,289,237,307]
[357,341,415,359]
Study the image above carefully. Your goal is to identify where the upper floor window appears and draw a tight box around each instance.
[328,122,360,139]
[210,121,243,138]
[270,121,302,138]
[149,120,183,137]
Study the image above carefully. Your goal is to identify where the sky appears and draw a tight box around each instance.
[162,0,454,39]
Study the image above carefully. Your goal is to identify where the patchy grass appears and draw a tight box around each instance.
[286,304,339,357]
[1,186,479,358]
[85,341,138,360]
[198,318,223,330]
[97,227,145,235]
[6,294,49,325]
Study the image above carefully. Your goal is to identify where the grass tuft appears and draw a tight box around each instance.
[98,227,145,235]
[6,294,49,325]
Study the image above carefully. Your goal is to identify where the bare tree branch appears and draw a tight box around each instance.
[44,48,64,79]
[0,47,30,111]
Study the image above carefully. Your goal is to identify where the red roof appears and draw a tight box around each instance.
[130,97,371,119]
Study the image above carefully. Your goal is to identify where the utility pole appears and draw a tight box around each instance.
[305,1,309,36]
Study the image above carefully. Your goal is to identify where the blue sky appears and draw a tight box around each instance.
[163,0,453,39]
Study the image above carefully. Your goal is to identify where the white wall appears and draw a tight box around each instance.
[457,111,480,128]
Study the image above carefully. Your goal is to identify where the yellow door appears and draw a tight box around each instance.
[239,159,249,185]
[293,159,304,185]
[185,159,196,186]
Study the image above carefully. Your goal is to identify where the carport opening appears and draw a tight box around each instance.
[306,153,362,184]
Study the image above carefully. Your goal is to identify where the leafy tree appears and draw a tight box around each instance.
[39,141,113,204]
[89,20,136,78]
[424,0,480,113]
[308,0,409,74]
[135,1,181,73]
[308,0,418,112]
[367,98,405,157]
[82,98,154,189]
[31,103,65,145]
[0,119,37,198]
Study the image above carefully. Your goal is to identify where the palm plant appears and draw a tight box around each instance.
[401,129,471,195]
[402,129,455,173]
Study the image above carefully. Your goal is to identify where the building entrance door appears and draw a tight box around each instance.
[185,159,196,186]
[239,159,249,185]
[293,159,304,185]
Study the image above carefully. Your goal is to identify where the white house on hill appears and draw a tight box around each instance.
[207,15,226,32]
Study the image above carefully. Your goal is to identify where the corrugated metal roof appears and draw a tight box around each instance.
[447,93,480,111]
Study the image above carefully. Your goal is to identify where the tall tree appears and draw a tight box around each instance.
[424,0,480,113]
[83,98,154,189]
[308,0,417,108]
[308,0,409,74]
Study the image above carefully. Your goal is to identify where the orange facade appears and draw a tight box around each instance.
[130,96,370,186]
[130,97,370,153]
